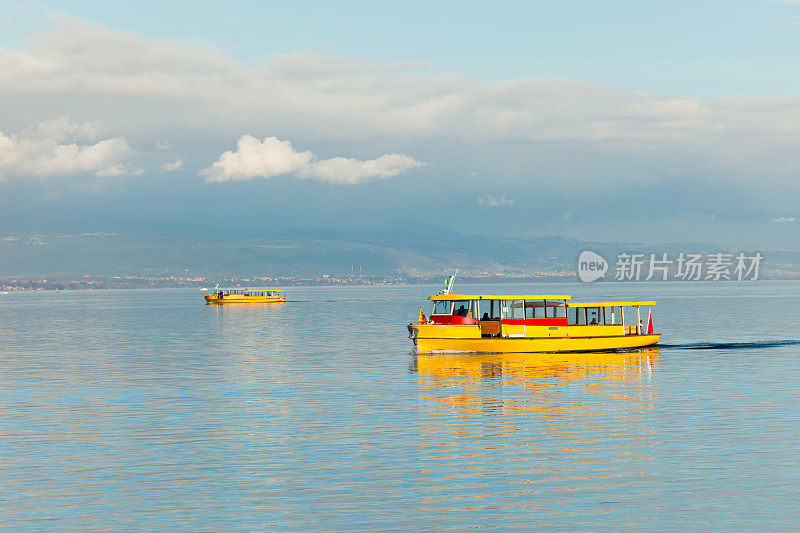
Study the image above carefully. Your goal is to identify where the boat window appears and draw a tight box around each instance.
[501,300,524,319]
[479,299,500,320]
[451,300,473,317]
[622,307,638,325]
[586,307,601,325]
[543,300,567,318]
[603,306,616,324]
[568,307,587,325]
[433,300,452,315]
[525,300,544,318]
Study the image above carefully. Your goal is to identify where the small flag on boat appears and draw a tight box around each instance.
[418,306,427,324]
[647,309,653,334]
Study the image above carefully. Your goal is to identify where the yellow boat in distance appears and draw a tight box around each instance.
[204,287,286,304]
[408,293,659,353]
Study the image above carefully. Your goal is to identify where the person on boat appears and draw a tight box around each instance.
[455,304,468,317]
[590,317,597,325]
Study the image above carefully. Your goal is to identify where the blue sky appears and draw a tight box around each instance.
[6,0,800,96]
[1,1,800,247]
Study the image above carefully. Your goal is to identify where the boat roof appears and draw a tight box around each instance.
[213,287,283,291]
[429,294,572,301]
[568,301,656,307]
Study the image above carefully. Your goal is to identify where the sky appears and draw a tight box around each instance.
[2,1,800,247]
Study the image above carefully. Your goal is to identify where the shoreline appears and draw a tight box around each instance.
[3,271,800,291]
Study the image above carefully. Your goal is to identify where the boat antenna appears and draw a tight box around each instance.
[443,269,458,294]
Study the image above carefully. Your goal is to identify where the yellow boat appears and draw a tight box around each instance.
[408,293,659,353]
[204,287,286,304]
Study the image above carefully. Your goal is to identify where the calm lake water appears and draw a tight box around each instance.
[1,281,799,530]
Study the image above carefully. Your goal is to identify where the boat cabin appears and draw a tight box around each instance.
[566,301,656,335]
[210,288,283,299]
[427,294,654,338]
[204,287,286,304]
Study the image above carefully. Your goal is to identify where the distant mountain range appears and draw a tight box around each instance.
[1,225,798,279]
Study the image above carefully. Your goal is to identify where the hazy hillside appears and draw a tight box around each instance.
[1,226,797,279]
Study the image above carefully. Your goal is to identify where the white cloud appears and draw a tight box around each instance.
[770,216,796,223]
[200,136,312,182]
[299,154,423,184]
[0,117,136,179]
[4,15,800,189]
[200,135,423,184]
[160,157,183,171]
[478,194,517,207]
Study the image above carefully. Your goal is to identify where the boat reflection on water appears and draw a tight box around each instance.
[207,301,288,316]
[411,349,662,527]
[205,300,291,382]
[415,349,658,395]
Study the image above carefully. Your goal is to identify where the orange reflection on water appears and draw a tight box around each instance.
[207,301,292,383]
[417,349,658,416]
[414,349,661,521]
